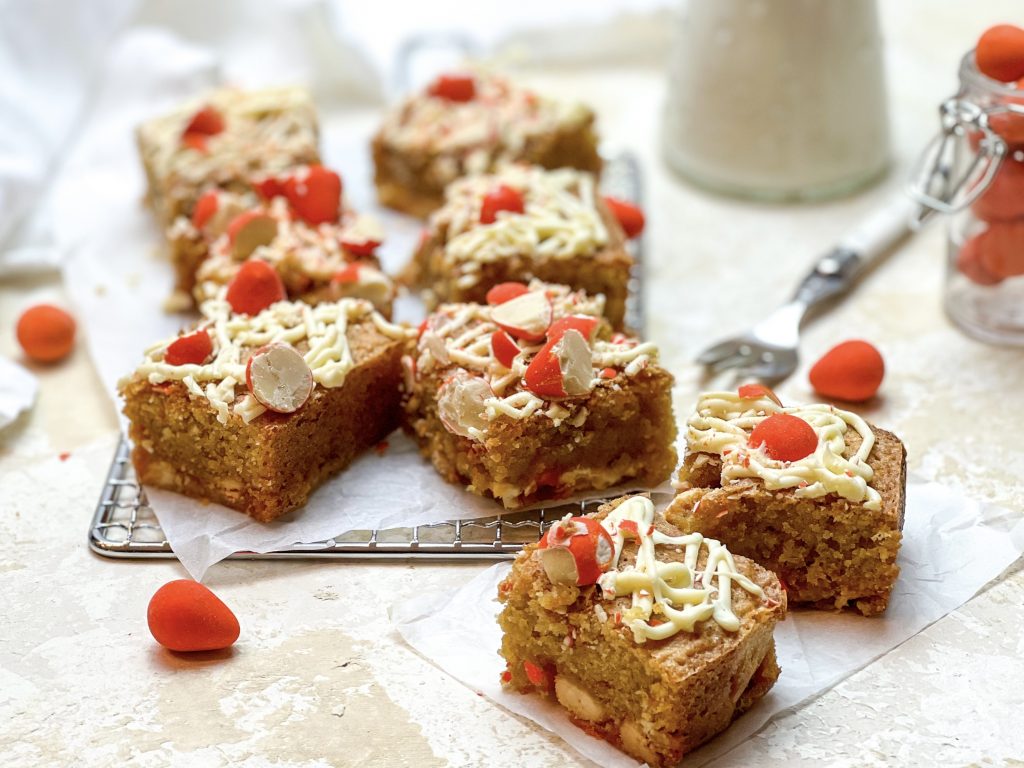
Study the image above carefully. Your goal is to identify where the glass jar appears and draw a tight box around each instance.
[661,0,891,201]
[934,53,1024,345]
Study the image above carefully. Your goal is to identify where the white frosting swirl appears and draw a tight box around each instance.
[428,164,608,289]
[596,497,766,642]
[686,391,882,511]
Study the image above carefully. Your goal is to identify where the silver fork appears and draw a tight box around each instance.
[696,195,931,383]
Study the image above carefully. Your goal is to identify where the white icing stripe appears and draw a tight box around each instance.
[122,291,411,426]
[686,391,882,511]
[596,497,765,642]
[428,165,608,289]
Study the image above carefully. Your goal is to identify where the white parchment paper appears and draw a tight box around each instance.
[391,477,1024,768]
[150,431,673,578]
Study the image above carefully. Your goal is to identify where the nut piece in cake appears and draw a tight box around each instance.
[666,386,907,615]
[400,281,677,509]
[170,166,394,313]
[119,290,414,522]
[372,70,602,218]
[136,87,321,230]
[404,164,634,328]
[498,495,786,767]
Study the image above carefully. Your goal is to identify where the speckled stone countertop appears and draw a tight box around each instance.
[2,2,1023,765]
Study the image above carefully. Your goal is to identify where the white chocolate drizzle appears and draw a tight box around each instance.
[410,282,657,440]
[428,164,608,289]
[686,391,882,511]
[596,497,765,642]
[121,292,411,425]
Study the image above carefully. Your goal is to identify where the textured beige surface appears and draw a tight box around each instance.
[3,1,1024,765]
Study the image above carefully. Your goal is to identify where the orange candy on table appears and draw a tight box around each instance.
[748,413,818,463]
[226,259,286,315]
[16,304,76,363]
[147,580,240,653]
[808,340,885,403]
[976,25,1024,83]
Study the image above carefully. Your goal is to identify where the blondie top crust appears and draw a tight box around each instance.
[498,496,786,767]
[405,165,633,327]
[409,281,656,440]
[174,189,393,314]
[122,292,410,426]
[402,281,677,507]
[137,86,320,226]
[373,70,601,216]
[667,388,906,615]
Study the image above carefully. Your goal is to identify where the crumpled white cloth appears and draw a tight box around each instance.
[392,477,1024,767]
[0,356,38,431]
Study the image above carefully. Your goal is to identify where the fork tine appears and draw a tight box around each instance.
[743,359,796,383]
[709,352,753,373]
[695,340,741,365]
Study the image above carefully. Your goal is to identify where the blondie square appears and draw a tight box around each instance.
[404,164,633,328]
[401,281,676,509]
[120,293,412,522]
[498,495,786,767]
[666,388,906,615]
[373,70,602,218]
[136,86,320,230]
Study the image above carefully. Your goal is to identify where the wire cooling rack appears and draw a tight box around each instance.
[89,152,645,561]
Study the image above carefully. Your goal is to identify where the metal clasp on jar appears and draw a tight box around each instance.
[908,97,1024,214]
